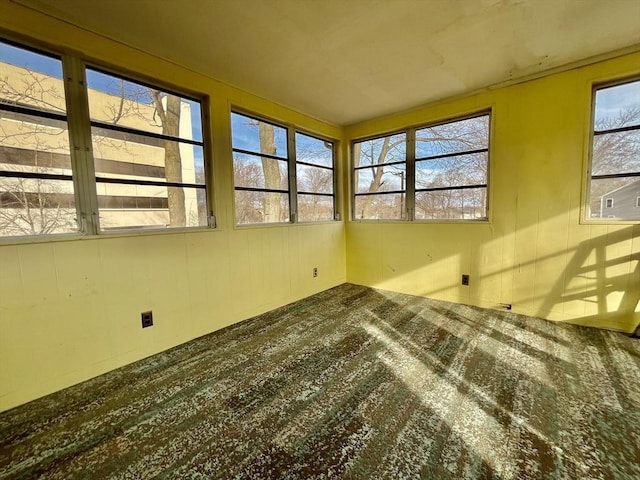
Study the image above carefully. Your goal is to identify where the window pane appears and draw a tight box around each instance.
[231,112,287,159]
[297,164,333,194]
[354,163,406,194]
[295,132,333,167]
[354,133,406,168]
[86,69,202,142]
[86,69,209,232]
[415,152,487,189]
[97,182,206,229]
[0,111,71,174]
[234,190,290,224]
[354,193,405,220]
[233,153,288,190]
[416,115,489,159]
[0,40,66,114]
[592,130,640,176]
[594,80,640,130]
[231,112,291,225]
[91,127,204,184]
[0,177,76,236]
[415,188,487,220]
[589,80,640,222]
[298,194,333,222]
[0,40,76,238]
[588,177,640,220]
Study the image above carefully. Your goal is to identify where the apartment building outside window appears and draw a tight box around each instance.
[0,37,212,239]
[0,41,77,236]
[86,68,208,231]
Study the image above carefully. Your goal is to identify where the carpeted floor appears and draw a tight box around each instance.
[1,283,639,479]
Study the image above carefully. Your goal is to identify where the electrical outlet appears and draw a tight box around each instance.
[313,267,318,278]
[141,311,153,328]
[461,274,470,286]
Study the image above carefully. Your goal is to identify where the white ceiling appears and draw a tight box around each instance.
[14,0,640,125]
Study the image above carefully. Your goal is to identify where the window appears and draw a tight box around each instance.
[86,69,208,231]
[231,112,290,224]
[415,115,489,220]
[353,133,406,220]
[231,111,336,225]
[352,112,490,221]
[588,78,640,221]
[0,37,212,239]
[296,132,335,222]
[0,40,77,237]
[637,197,640,207]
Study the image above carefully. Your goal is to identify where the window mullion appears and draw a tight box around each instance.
[351,142,357,221]
[202,98,215,228]
[331,142,339,220]
[287,126,297,223]
[63,55,99,235]
[406,128,416,221]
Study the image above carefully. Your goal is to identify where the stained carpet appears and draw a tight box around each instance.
[1,283,639,479]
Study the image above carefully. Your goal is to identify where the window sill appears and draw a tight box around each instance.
[233,220,342,230]
[580,219,640,226]
[349,218,490,225]
[0,226,217,246]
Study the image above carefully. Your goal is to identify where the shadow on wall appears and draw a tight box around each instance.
[537,226,640,332]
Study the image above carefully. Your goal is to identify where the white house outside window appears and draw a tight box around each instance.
[588,78,640,222]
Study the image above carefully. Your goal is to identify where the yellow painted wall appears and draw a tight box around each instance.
[1,1,638,414]
[0,3,346,411]
[345,52,640,334]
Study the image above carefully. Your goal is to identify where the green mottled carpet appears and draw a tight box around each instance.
[1,284,639,479]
